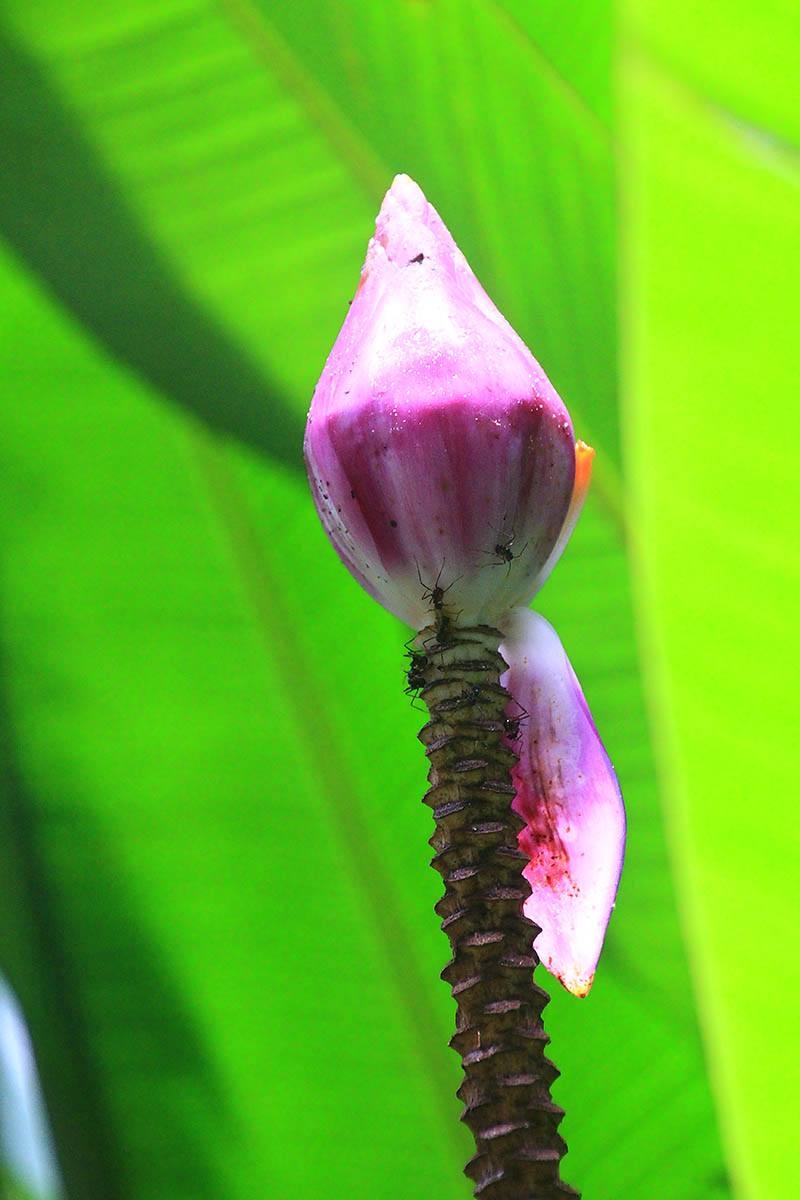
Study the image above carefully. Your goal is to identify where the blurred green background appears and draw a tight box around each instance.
[0,2,797,1198]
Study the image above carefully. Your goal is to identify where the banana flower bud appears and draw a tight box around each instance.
[305,173,576,629]
[305,174,624,998]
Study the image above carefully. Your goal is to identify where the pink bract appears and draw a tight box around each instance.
[500,608,626,996]
[305,174,576,628]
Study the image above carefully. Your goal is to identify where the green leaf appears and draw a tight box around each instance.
[0,15,301,470]
[0,1,738,1197]
[621,22,800,1199]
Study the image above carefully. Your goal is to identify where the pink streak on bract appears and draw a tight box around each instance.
[500,607,626,997]
[305,175,575,629]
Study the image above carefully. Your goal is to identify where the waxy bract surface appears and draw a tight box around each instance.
[501,609,626,996]
[305,174,576,629]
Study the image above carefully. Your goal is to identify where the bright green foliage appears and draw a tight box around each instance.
[0,1,791,1198]
[621,12,800,1197]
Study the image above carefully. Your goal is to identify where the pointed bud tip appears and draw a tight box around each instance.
[385,173,427,215]
[370,173,453,272]
[306,186,578,627]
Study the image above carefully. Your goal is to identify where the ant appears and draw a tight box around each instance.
[417,563,452,611]
[492,532,528,569]
[416,563,464,650]
[503,701,529,743]
[493,536,516,564]
[420,612,456,651]
[404,654,429,712]
[405,655,428,694]
[477,523,528,575]
[435,609,461,646]
[503,715,522,741]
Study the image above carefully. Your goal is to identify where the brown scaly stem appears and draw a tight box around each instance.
[412,620,579,1200]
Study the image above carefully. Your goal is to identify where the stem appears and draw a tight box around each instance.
[413,622,579,1200]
